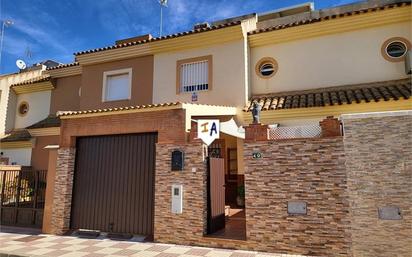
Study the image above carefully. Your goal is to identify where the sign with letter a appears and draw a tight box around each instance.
[197,119,220,146]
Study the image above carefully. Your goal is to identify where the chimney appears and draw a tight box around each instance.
[115,34,153,45]
[193,22,210,30]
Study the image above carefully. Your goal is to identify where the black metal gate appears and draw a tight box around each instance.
[0,168,47,228]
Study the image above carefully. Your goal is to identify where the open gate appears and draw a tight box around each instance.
[0,168,47,228]
[207,157,226,234]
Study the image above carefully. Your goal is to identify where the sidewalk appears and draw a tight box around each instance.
[0,231,308,257]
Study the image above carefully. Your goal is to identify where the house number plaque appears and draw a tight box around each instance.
[252,152,262,159]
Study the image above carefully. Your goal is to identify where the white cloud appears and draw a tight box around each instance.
[10,17,68,53]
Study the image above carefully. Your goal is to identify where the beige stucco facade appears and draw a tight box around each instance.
[153,40,249,108]
[0,70,43,135]
[250,22,411,95]
[14,90,52,129]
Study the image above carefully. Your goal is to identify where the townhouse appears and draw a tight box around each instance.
[0,61,59,167]
[0,0,411,256]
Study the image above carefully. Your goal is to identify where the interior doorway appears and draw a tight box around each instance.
[206,137,246,240]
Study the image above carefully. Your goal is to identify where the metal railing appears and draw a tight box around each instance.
[0,168,47,228]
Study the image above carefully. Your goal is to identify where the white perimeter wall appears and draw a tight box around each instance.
[0,148,32,166]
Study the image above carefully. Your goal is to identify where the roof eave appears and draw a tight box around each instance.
[75,24,244,65]
[248,3,411,47]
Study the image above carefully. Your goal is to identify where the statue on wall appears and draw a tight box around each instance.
[251,102,261,124]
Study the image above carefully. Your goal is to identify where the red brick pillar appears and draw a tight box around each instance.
[188,120,200,142]
[244,124,270,142]
[319,116,342,137]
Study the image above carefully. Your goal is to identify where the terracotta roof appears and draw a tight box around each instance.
[57,102,181,117]
[0,130,32,143]
[46,62,79,71]
[245,79,411,112]
[10,75,51,87]
[249,1,411,35]
[74,21,241,56]
[26,115,61,129]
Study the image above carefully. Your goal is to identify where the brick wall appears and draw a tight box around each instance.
[49,109,187,234]
[342,111,412,257]
[154,142,252,250]
[244,137,350,256]
[59,109,186,147]
[51,147,76,235]
[154,142,207,242]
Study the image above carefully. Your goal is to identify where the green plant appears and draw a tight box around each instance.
[237,185,245,198]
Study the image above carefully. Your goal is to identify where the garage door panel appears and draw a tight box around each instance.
[71,133,157,235]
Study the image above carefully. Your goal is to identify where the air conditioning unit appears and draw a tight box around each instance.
[405,50,412,75]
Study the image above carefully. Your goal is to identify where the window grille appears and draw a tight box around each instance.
[180,60,208,93]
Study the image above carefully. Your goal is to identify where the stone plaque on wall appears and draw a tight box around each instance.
[378,206,402,220]
[288,201,307,215]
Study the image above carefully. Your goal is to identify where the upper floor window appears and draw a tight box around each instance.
[381,37,411,62]
[256,57,278,79]
[18,101,29,116]
[176,55,212,93]
[102,68,132,102]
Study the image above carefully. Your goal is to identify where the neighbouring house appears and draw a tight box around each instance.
[0,1,411,257]
[0,61,59,166]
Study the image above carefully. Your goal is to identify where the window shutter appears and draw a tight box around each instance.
[105,73,130,101]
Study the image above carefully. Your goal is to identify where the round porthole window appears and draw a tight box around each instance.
[386,41,407,58]
[18,102,29,116]
[381,37,411,62]
[256,57,278,79]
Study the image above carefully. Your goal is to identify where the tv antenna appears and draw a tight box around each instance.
[16,59,26,70]
[159,0,167,37]
[24,46,33,66]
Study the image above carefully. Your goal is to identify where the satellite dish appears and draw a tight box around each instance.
[16,59,27,70]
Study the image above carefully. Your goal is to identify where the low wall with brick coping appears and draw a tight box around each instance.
[243,137,350,256]
[342,111,412,257]
[49,111,411,257]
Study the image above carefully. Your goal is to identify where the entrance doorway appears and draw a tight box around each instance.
[206,137,246,240]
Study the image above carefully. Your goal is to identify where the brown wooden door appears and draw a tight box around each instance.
[71,133,157,235]
[207,157,225,234]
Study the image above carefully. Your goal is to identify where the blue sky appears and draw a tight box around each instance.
[0,0,357,74]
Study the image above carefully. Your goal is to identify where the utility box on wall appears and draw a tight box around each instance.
[171,184,183,214]
[171,150,184,171]
[287,201,307,215]
[378,206,402,220]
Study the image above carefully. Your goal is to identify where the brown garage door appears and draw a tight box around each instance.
[70,133,157,235]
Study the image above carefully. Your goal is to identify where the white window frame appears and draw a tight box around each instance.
[102,68,132,102]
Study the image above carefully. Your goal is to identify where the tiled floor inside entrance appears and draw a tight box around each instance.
[210,208,246,240]
[0,230,311,257]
